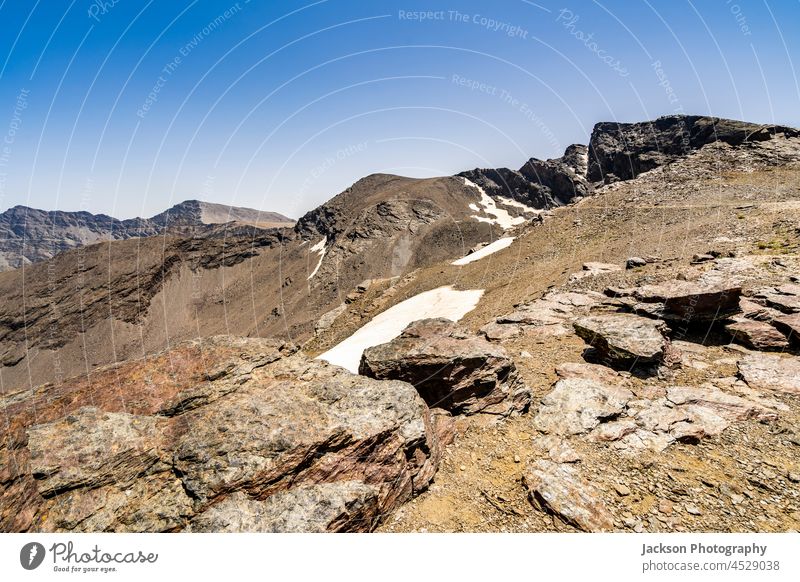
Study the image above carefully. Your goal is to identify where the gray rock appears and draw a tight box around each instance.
[573,314,669,364]
[534,377,634,436]
[191,482,380,533]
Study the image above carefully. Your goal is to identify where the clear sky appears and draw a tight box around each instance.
[0,0,798,219]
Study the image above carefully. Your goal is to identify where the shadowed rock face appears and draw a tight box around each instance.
[0,336,447,533]
[460,144,592,209]
[359,318,530,416]
[587,115,800,183]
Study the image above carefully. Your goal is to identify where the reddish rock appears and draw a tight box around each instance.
[1,337,446,533]
[523,460,615,532]
[725,318,789,351]
[359,318,531,416]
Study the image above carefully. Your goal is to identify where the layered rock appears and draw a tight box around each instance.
[0,337,446,533]
[632,280,742,323]
[523,460,615,532]
[359,318,530,416]
[573,314,669,364]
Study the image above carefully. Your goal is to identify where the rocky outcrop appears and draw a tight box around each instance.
[573,314,669,364]
[587,115,800,183]
[0,336,446,533]
[460,144,592,210]
[359,319,530,416]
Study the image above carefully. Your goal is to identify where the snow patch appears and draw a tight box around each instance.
[452,237,515,266]
[463,178,526,230]
[307,237,327,280]
[317,285,484,373]
[497,196,540,215]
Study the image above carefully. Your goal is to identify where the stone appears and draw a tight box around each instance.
[569,262,622,281]
[479,321,521,341]
[2,337,445,533]
[666,386,778,422]
[691,253,715,264]
[725,318,789,351]
[359,318,531,416]
[190,482,380,533]
[573,314,669,364]
[614,483,631,496]
[754,285,800,313]
[523,460,615,532]
[773,313,800,344]
[534,378,634,436]
[626,257,647,269]
[633,280,742,322]
[738,354,800,394]
[589,419,638,442]
[537,436,582,463]
[738,297,782,322]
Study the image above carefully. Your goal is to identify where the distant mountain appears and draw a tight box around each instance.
[0,200,293,270]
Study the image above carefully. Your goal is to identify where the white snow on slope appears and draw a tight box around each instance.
[307,237,327,280]
[462,178,525,230]
[452,237,515,266]
[497,196,541,215]
[317,285,484,373]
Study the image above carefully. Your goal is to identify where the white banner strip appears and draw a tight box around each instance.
[2,533,799,581]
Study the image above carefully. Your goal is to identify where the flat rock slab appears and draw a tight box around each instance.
[738,353,800,394]
[534,377,634,436]
[725,318,789,351]
[523,460,615,532]
[633,280,741,322]
[573,314,669,364]
[360,318,530,416]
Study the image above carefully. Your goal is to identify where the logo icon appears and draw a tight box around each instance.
[20,542,46,570]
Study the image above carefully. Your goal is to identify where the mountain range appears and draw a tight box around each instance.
[2,114,800,534]
[0,199,294,270]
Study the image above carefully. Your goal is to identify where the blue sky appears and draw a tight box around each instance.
[0,0,798,219]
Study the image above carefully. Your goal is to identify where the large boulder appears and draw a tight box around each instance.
[632,280,742,322]
[573,314,669,364]
[359,318,530,416]
[1,337,445,533]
